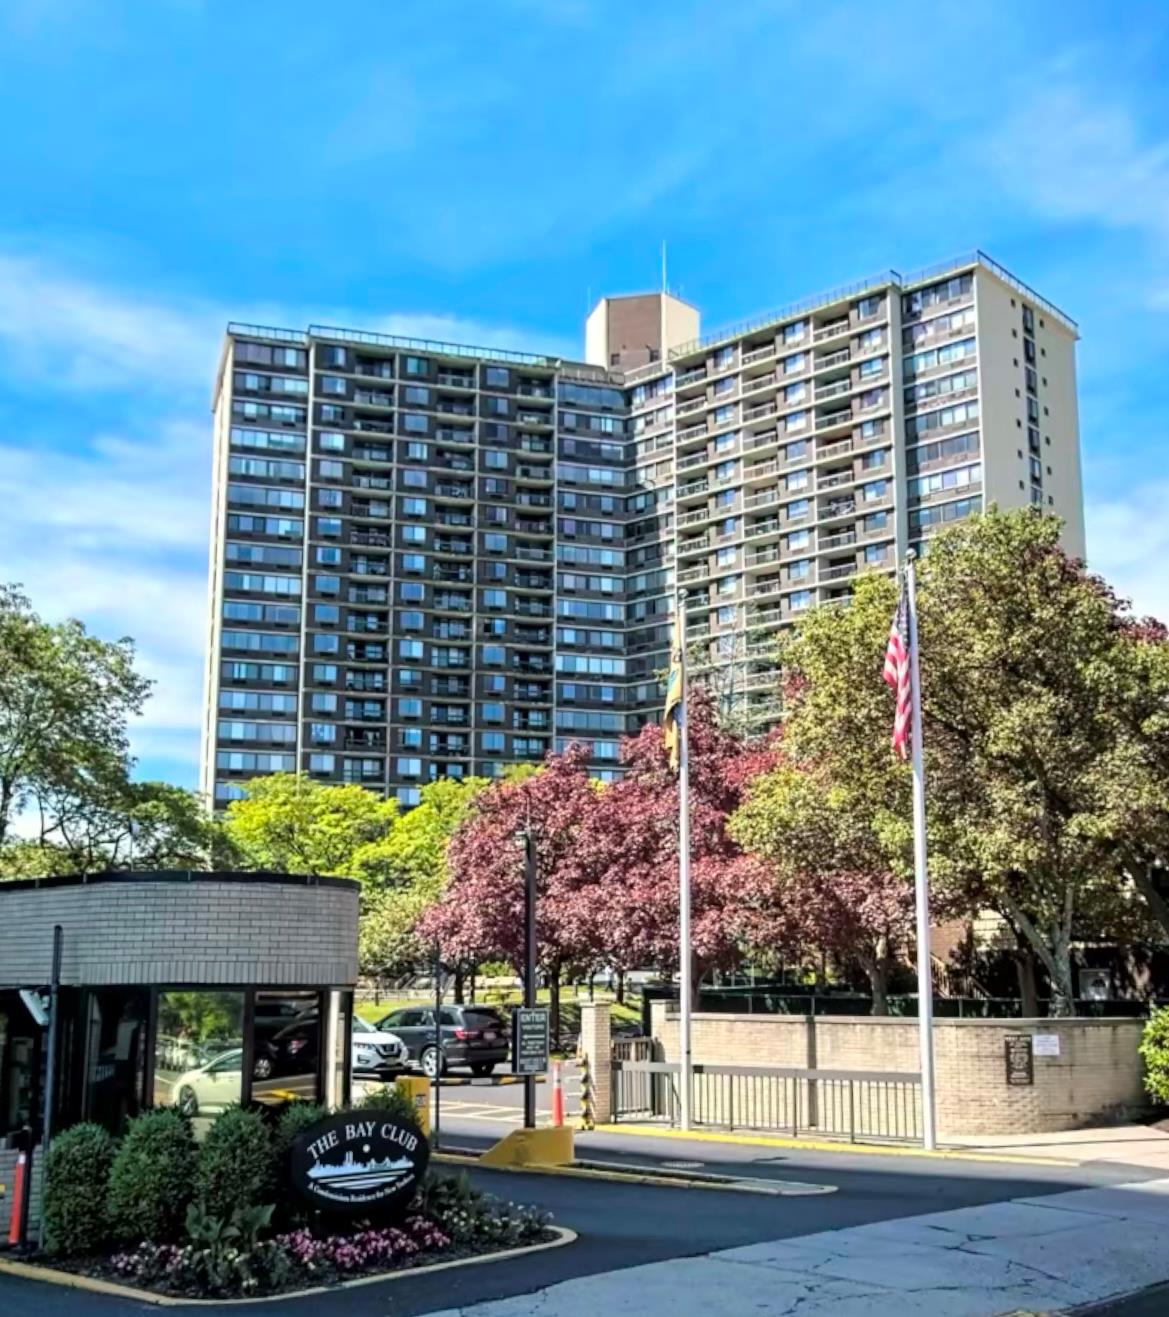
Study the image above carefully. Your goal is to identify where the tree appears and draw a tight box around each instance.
[0,584,150,847]
[418,749,604,1042]
[223,773,397,875]
[585,687,782,986]
[731,764,916,1011]
[350,776,488,987]
[740,509,1163,1017]
[0,779,231,878]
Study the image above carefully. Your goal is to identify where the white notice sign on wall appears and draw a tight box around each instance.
[1032,1034,1061,1057]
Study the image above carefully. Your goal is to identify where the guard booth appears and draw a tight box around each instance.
[0,870,360,1238]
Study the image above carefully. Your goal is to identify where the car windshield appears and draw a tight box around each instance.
[352,1017,374,1034]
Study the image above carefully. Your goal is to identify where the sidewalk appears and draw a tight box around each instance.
[943,1125,1169,1172]
[429,1175,1169,1316]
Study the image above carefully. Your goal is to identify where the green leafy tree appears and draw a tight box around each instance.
[351,776,489,984]
[0,583,150,848]
[223,773,397,875]
[738,510,1161,1017]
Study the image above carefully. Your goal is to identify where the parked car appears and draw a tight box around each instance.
[351,1016,408,1078]
[172,1048,243,1117]
[254,1011,409,1083]
[374,1005,510,1078]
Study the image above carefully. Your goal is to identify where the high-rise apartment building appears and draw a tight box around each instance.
[200,252,1083,809]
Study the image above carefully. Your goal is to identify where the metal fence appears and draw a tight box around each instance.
[612,1059,923,1143]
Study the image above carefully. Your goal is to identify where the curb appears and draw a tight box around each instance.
[591,1123,1077,1167]
[0,1226,577,1307]
[434,1149,836,1194]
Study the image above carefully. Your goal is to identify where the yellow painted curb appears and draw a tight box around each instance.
[592,1123,1076,1167]
[434,1150,835,1194]
[0,1226,577,1307]
[481,1125,574,1168]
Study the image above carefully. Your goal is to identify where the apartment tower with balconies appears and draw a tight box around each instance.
[200,253,1082,807]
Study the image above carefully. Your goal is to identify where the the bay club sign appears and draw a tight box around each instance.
[291,1111,429,1216]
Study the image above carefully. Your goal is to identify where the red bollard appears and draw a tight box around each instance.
[550,1060,564,1128]
[7,1152,26,1246]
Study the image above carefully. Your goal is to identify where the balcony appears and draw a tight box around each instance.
[678,450,708,472]
[743,428,780,454]
[818,529,857,552]
[676,396,706,417]
[515,544,551,562]
[815,409,853,432]
[436,400,474,417]
[677,366,707,386]
[432,564,472,583]
[746,577,782,600]
[743,458,779,482]
[516,491,552,508]
[434,538,473,556]
[816,438,853,462]
[818,469,855,491]
[345,675,386,693]
[517,383,553,400]
[742,373,776,396]
[745,518,780,540]
[514,682,550,703]
[820,497,856,521]
[821,561,857,582]
[352,417,393,435]
[678,534,710,556]
[742,343,776,365]
[434,594,471,612]
[745,537,781,564]
[436,511,474,529]
[748,605,783,628]
[354,389,393,408]
[516,464,553,482]
[678,507,709,528]
[745,488,780,511]
[437,372,474,389]
[351,528,391,547]
[678,563,707,584]
[355,361,394,380]
[817,348,850,369]
[352,444,392,463]
[435,426,475,444]
[515,572,552,590]
[678,421,708,441]
[743,400,777,423]
[512,656,551,674]
[431,678,470,698]
[676,478,708,500]
[813,319,850,343]
[514,601,551,618]
[435,482,473,499]
[517,411,552,428]
[815,379,852,402]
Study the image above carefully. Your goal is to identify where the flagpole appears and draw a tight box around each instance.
[677,587,693,1132]
[905,551,937,1150]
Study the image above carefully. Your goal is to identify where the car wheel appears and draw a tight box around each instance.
[470,1062,496,1077]
[177,1085,199,1118]
[421,1046,445,1079]
[253,1055,273,1081]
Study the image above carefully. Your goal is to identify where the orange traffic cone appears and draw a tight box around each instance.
[550,1059,564,1127]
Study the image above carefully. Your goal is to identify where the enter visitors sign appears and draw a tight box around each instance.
[512,1007,550,1076]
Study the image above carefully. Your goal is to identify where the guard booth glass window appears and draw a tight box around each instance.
[82,989,148,1130]
[252,991,322,1105]
[155,991,245,1124]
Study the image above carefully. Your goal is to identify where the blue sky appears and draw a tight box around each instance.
[1,0,1167,788]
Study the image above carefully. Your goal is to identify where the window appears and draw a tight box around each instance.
[713,346,735,370]
[399,638,423,659]
[786,498,810,519]
[713,404,735,425]
[404,356,428,375]
[402,525,426,544]
[783,321,807,344]
[785,410,807,432]
[402,468,428,487]
[485,396,509,415]
[713,376,736,396]
[399,581,425,602]
[480,702,505,723]
[310,722,336,743]
[406,441,429,461]
[402,553,426,573]
[317,489,342,510]
[484,533,508,553]
[861,449,885,470]
[856,295,883,318]
[484,450,508,469]
[717,605,735,626]
[713,431,738,454]
[400,727,422,748]
[786,469,809,492]
[313,663,338,683]
[481,645,506,666]
[401,497,427,517]
[397,786,421,807]
[783,353,805,374]
[397,757,422,777]
[311,692,338,713]
[786,528,810,551]
[784,382,806,403]
[313,634,339,654]
[313,603,339,625]
[309,754,336,773]
[859,357,883,378]
[789,558,811,580]
[862,479,888,502]
[716,546,737,567]
[715,488,736,508]
[482,731,505,753]
[398,610,424,631]
[789,590,813,611]
[403,384,430,405]
[864,510,888,532]
[484,589,507,610]
[398,697,422,718]
[317,517,342,538]
[402,413,428,433]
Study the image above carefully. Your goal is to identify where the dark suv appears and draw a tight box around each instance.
[374,1005,510,1078]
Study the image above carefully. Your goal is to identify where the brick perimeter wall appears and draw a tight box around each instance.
[650,1003,1146,1136]
[0,880,359,988]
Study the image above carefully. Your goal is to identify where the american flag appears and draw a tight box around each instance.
[883,583,911,760]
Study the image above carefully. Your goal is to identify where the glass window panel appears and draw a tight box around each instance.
[82,988,148,1130]
[252,991,323,1106]
[157,991,245,1130]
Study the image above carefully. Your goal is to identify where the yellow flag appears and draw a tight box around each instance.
[663,616,684,773]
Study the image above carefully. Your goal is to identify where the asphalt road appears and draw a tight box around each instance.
[2,1116,1160,1317]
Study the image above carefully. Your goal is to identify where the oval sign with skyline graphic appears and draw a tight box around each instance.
[290,1110,429,1217]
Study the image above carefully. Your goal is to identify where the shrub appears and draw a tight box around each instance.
[353,1083,421,1129]
[107,1109,197,1244]
[272,1101,329,1167]
[42,1123,116,1256]
[1140,1007,1169,1104]
[196,1106,275,1219]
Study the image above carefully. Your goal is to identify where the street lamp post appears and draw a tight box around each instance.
[522,830,537,1130]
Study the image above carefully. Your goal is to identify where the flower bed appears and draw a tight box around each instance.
[44,1183,552,1299]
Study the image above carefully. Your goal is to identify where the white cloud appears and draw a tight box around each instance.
[1085,484,1169,624]
[0,249,582,786]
